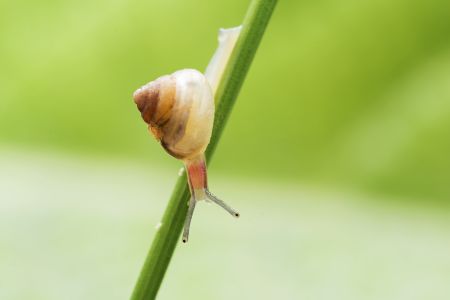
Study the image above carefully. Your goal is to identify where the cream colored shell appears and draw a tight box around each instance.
[133,69,214,160]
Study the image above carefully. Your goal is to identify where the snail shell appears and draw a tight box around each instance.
[133,69,214,160]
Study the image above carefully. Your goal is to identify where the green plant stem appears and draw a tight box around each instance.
[130,0,277,299]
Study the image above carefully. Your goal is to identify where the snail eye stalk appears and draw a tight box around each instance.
[205,189,240,218]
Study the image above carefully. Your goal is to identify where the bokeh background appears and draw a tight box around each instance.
[1,0,450,299]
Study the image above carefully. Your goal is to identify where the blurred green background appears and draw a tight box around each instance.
[1,0,450,299]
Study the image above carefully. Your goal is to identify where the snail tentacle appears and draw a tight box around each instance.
[182,197,197,243]
[205,189,240,218]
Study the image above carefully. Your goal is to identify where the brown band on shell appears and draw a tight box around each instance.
[161,140,185,159]
[153,77,176,125]
[167,108,189,144]
[159,89,193,158]
[133,76,178,144]
[134,82,161,125]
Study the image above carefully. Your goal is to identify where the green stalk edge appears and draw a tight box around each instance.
[131,0,278,299]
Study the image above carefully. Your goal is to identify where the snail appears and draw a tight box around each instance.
[133,26,242,243]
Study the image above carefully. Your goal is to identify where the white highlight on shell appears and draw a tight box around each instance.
[204,25,242,95]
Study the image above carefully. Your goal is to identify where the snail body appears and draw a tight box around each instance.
[133,26,242,243]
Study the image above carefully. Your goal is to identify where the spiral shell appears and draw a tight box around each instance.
[133,69,214,160]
